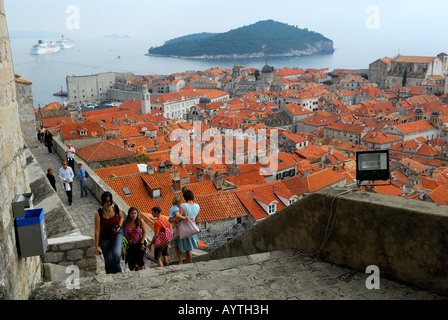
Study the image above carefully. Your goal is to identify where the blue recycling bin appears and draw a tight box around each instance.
[15,208,48,258]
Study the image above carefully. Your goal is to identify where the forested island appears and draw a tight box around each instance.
[146,20,334,59]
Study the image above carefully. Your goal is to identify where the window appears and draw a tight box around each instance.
[289,198,296,205]
[268,203,276,214]
[80,129,87,135]
[122,187,131,196]
[153,189,161,198]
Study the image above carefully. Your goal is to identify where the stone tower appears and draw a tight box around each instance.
[414,107,423,121]
[260,59,274,85]
[0,0,43,299]
[141,84,151,114]
[430,109,441,127]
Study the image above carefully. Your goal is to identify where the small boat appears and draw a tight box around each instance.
[53,86,68,97]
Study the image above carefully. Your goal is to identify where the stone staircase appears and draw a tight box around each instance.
[30,249,444,300]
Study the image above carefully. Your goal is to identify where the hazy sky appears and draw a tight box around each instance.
[5,0,448,54]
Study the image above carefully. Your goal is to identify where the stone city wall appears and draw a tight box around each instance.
[0,0,42,299]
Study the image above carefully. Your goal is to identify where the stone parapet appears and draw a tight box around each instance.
[198,188,448,296]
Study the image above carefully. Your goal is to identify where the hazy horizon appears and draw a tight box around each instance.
[5,0,448,57]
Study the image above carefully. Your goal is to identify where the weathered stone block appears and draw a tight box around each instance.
[66,249,84,261]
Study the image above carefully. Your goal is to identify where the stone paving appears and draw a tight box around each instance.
[29,141,447,300]
[31,249,444,300]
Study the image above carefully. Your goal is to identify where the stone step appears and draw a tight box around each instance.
[30,249,444,300]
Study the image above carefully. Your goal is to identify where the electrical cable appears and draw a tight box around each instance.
[295,187,358,263]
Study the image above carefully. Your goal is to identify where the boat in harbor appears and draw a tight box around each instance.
[30,40,61,55]
[56,35,75,49]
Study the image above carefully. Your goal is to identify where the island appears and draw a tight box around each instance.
[146,20,334,59]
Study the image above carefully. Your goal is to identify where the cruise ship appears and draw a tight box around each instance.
[56,35,75,49]
[30,40,61,55]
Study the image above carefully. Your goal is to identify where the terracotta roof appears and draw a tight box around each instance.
[399,158,428,174]
[393,120,435,135]
[394,55,436,64]
[367,184,405,197]
[42,116,73,128]
[234,181,296,221]
[224,171,267,187]
[191,191,246,223]
[60,121,104,139]
[301,168,346,192]
[298,111,338,127]
[77,140,134,162]
[280,175,310,196]
[361,131,401,144]
[428,184,448,205]
[94,163,141,179]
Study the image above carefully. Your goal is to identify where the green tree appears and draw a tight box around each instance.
[136,153,148,163]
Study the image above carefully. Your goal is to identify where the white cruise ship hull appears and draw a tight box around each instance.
[30,40,61,55]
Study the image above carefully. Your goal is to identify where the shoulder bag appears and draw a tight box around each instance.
[154,218,173,248]
[177,204,200,240]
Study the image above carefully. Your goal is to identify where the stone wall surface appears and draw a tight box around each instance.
[0,0,43,299]
[197,188,448,296]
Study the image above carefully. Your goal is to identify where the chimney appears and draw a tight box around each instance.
[329,146,333,155]
[197,171,204,182]
[172,179,181,192]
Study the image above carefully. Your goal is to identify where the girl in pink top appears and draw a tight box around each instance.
[122,206,147,271]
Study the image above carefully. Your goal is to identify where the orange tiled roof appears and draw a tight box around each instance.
[361,131,401,144]
[60,121,104,139]
[393,120,435,135]
[94,163,141,179]
[77,140,134,162]
[42,116,73,128]
[195,191,247,223]
[234,181,296,221]
[301,168,346,192]
[428,184,448,205]
[367,184,405,197]
[394,55,436,64]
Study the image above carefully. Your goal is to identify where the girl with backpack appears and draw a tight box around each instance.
[122,207,147,271]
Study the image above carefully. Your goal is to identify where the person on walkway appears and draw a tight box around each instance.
[46,168,57,191]
[148,206,172,267]
[65,143,76,172]
[122,206,147,271]
[39,126,45,144]
[77,163,88,197]
[169,189,200,264]
[58,161,74,205]
[94,191,124,274]
[44,130,53,154]
[168,195,188,244]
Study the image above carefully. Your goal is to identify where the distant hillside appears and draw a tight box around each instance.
[147,20,334,59]
[164,32,219,45]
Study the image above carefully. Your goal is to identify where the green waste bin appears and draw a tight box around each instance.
[15,208,48,258]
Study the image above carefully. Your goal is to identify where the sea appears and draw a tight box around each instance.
[9,36,397,107]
